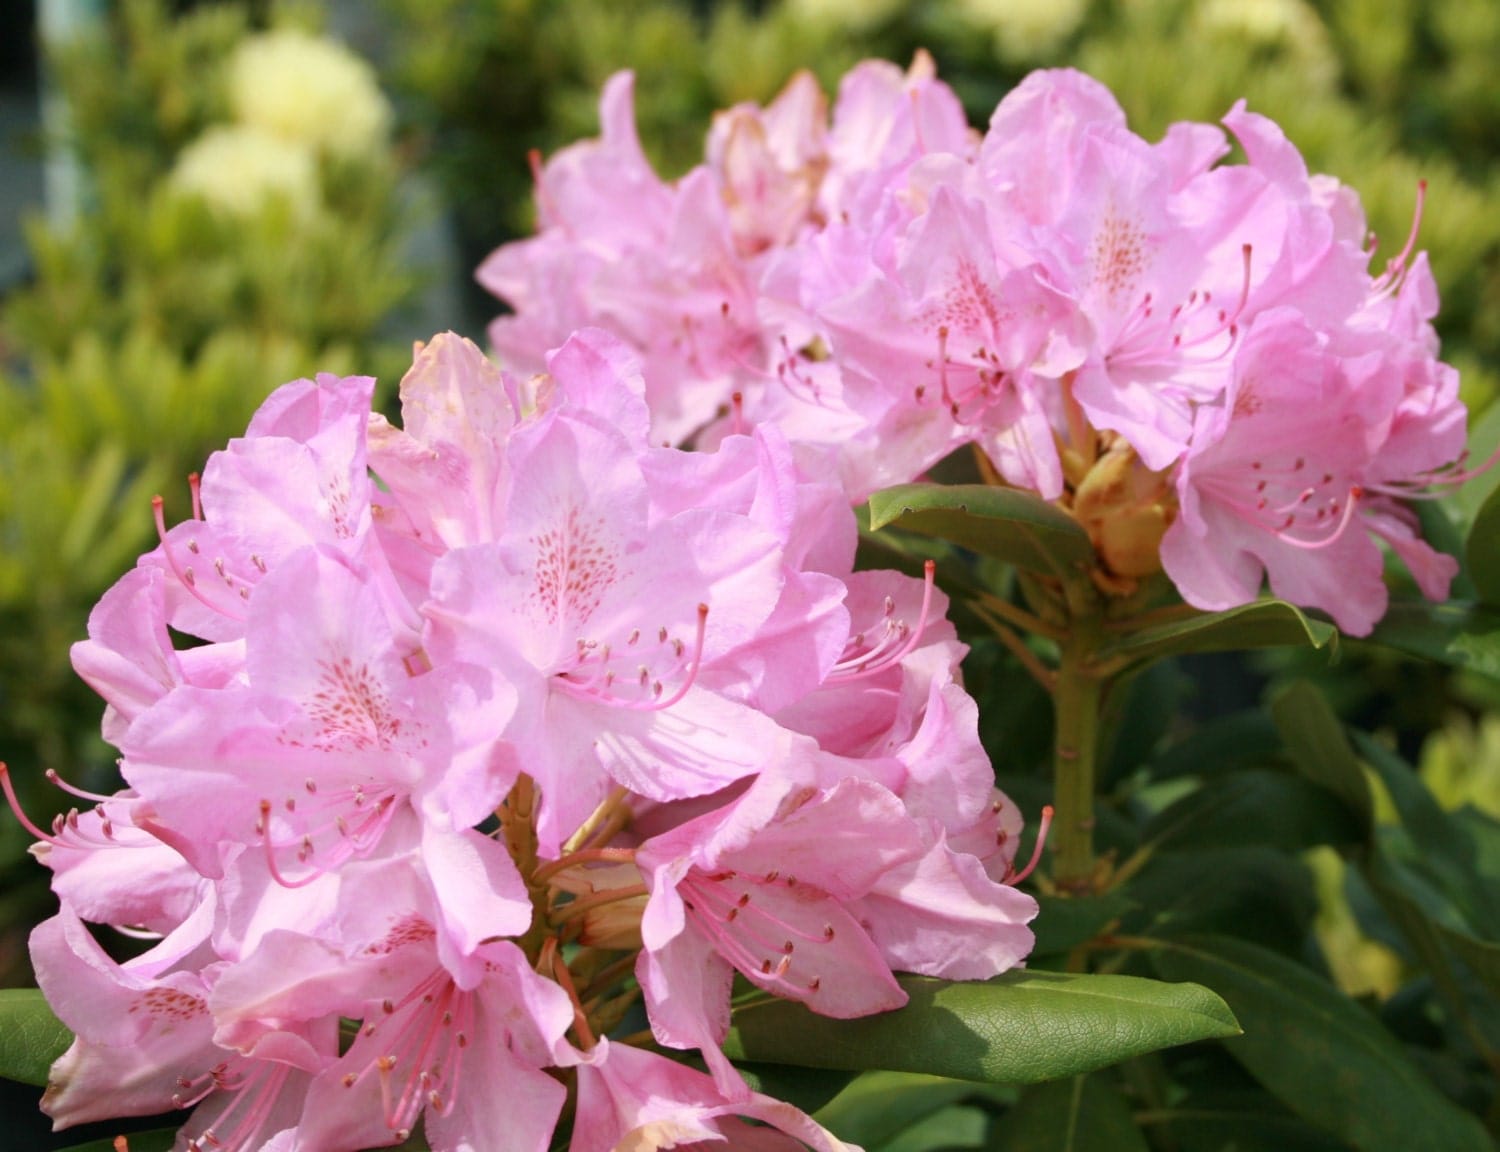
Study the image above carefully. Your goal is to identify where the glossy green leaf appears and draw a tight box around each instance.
[1030,891,1134,957]
[1141,771,1364,854]
[734,1062,859,1117]
[1440,924,1500,1000]
[1139,1102,1351,1152]
[1101,659,1184,787]
[1121,848,1316,957]
[1269,681,1374,834]
[1352,731,1500,935]
[881,1104,990,1152]
[1097,600,1337,667]
[724,971,1239,1085]
[987,1074,1149,1152]
[1142,710,1283,782]
[815,1071,1006,1151]
[866,484,1095,576]
[1464,480,1500,605]
[0,988,71,1088]
[1363,601,1500,678]
[1151,935,1492,1152]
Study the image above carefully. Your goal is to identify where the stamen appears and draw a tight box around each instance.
[257,788,398,889]
[151,494,248,624]
[43,768,115,804]
[1004,805,1053,885]
[555,605,709,711]
[776,336,824,404]
[1274,486,1363,549]
[827,561,936,683]
[1366,439,1500,499]
[1372,179,1426,297]
[1,763,67,845]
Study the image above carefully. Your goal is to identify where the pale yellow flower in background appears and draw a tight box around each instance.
[1198,0,1318,41]
[785,0,907,32]
[1420,712,1500,820]
[953,0,1089,61]
[168,124,320,218]
[1196,0,1338,87]
[1306,847,1404,1001]
[228,28,393,160]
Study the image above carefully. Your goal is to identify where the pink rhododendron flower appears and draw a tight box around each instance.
[567,1039,855,1152]
[12,49,1472,1152]
[485,60,1469,635]
[8,323,1038,1150]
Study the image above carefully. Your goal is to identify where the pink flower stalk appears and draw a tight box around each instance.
[484,61,1471,635]
[12,326,1039,1150]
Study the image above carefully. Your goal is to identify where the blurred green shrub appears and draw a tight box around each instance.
[380,0,871,260]
[0,0,418,981]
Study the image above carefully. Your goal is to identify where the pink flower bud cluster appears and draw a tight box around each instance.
[483,60,1469,635]
[14,330,1038,1151]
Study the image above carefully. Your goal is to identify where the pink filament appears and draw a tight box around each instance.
[828,560,937,684]
[1005,805,1053,885]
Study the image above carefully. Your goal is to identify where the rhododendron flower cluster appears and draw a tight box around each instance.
[9,329,1039,1151]
[483,59,1468,636]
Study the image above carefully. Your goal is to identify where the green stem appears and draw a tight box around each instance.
[1053,581,1106,893]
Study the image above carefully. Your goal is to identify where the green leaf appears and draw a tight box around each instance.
[1363,601,1500,678]
[1138,1101,1351,1152]
[0,988,72,1088]
[1143,710,1283,782]
[880,1104,990,1152]
[866,484,1094,576]
[816,1071,1007,1151]
[1097,600,1337,667]
[987,1074,1149,1152]
[1121,848,1317,957]
[1141,771,1364,854]
[1150,934,1492,1152]
[1030,891,1135,957]
[723,972,1239,1085]
[1352,731,1500,935]
[1269,681,1374,834]
[1439,924,1500,1001]
[733,1062,859,1116]
[1465,480,1500,605]
[1101,659,1184,787]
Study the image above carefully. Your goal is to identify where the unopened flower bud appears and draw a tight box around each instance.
[1072,441,1175,583]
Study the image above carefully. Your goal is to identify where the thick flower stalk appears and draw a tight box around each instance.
[8,330,1039,1151]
